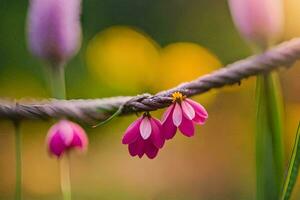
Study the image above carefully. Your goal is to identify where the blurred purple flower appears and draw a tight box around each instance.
[228,0,284,48]
[162,92,208,139]
[122,113,165,159]
[27,0,82,66]
[47,119,88,157]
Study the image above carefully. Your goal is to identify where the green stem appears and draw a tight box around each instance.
[256,72,284,200]
[60,153,71,200]
[265,73,285,181]
[48,64,71,200]
[14,121,22,200]
[49,65,66,99]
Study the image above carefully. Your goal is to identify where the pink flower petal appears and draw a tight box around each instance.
[122,117,142,144]
[140,117,152,140]
[145,141,159,159]
[150,118,165,149]
[57,120,74,146]
[128,138,144,157]
[48,132,66,157]
[162,110,177,140]
[185,99,208,118]
[172,103,182,127]
[179,116,195,137]
[70,122,88,151]
[71,133,82,147]
[137,138,145,158]
[161,104,174,123]
[138,144,145,158]
[181,100,195,120]
[193,114,207,125]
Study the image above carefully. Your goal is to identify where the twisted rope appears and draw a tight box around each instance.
[1,38,300,124]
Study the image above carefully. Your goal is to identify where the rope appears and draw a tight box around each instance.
[1,38,300,124]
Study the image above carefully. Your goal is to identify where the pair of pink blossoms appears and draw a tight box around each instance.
[122,92,208,159]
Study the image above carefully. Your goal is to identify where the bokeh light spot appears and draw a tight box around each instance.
[86,26,160,93]
[284,0,300,39]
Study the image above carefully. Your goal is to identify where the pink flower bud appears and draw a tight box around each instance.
[46,120,88,157]
[27,0,82,66]
[228,0,284,48]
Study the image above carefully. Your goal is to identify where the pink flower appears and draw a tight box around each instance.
[27,0,82,66]
[228,0,284,48]
[46,119,88,157]
[122,113,165,159]
[162,92,208,139]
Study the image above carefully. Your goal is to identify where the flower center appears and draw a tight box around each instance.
[171,92,186,103]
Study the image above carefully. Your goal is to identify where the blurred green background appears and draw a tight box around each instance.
[1,0,300,199]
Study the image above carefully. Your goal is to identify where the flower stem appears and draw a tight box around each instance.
[49,65,66,99]
[256,72,284,200]
[49,63,71,200]
[60,153,71,200]
[14,120,22,200]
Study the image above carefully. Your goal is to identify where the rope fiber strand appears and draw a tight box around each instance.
[1,38,300,124]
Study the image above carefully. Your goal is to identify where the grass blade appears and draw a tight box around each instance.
[281,122,300,200]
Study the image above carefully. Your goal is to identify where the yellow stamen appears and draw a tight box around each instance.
[171,92,186,103]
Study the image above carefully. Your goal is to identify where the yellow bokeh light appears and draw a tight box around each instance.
[285,104,300,152]
[284,0,300,39]
[157,42,222,105]
[86,26,160,93]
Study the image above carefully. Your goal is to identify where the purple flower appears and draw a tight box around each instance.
[46,120,88,157]
[162,92,208,139]
[27,0,82,66]
[122,114,165,159]
[228,0,284,48]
